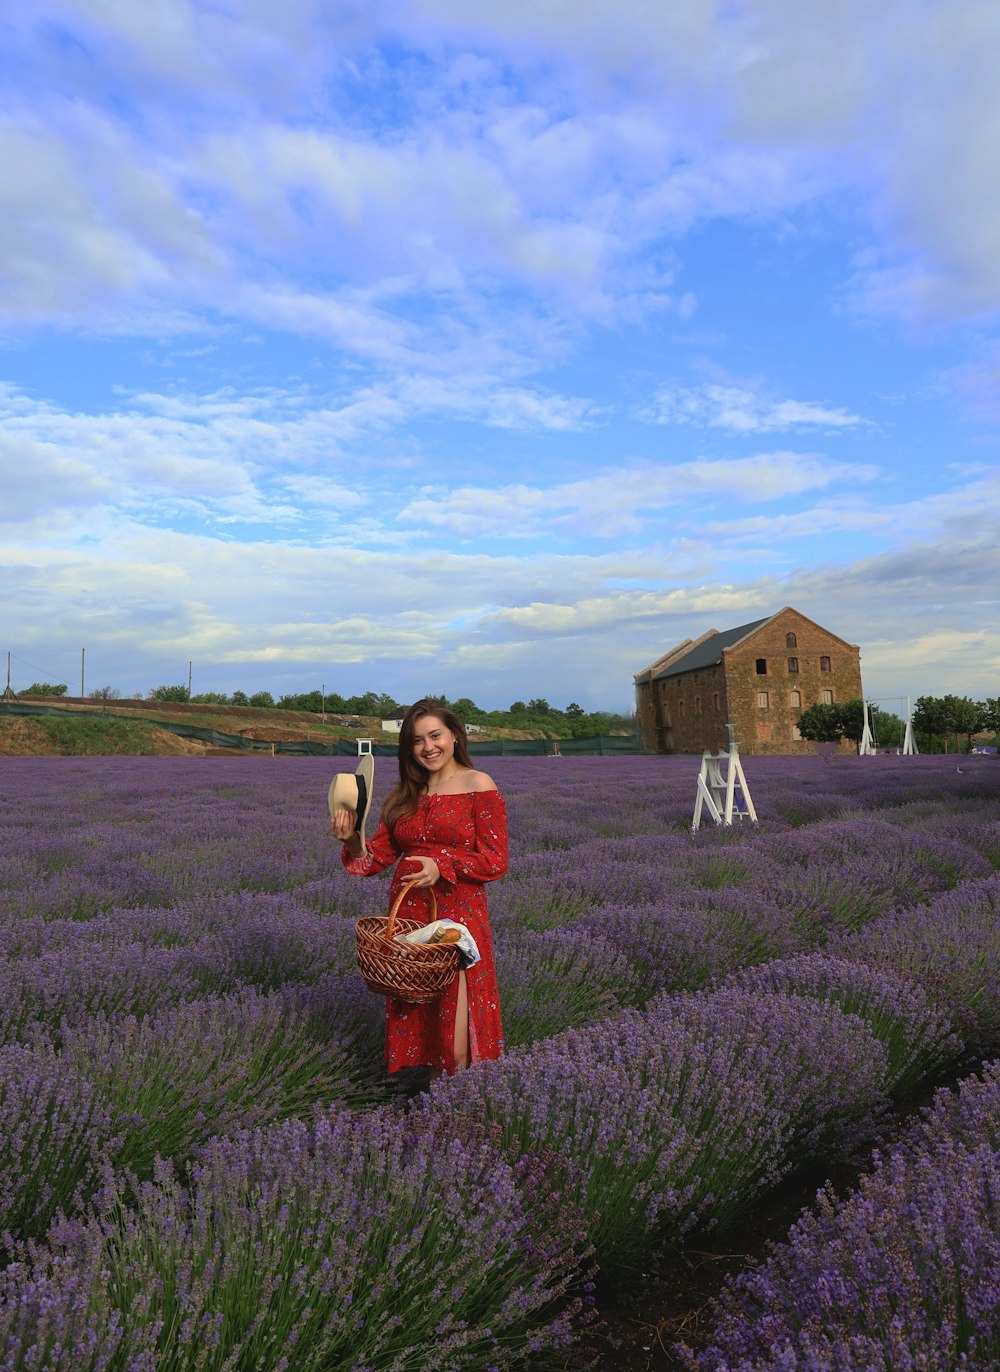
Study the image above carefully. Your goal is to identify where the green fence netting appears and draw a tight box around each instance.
[0,702,642,757]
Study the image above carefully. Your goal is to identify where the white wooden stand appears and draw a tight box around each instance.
[860,695,918,755]
[902,696,918,754]
[691,729,758,832]
[858,699,876,755]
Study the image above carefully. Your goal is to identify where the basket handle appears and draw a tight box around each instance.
[386,880,438,940]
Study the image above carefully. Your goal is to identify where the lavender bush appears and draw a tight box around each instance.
[0,752,997,1364]
[687,1061,1000,1370]
[62,986,385,1178]
[426,987,888,1281]
[5,1107,592,1372]
[829,874,1000,1056]
[0,1043,117,1246]
[725,954,964,1096]
[494,925,637,1045]
[0,944,200,1048]
[0,1243,129,1372]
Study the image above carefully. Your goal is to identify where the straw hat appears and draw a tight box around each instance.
[328,754,375,855]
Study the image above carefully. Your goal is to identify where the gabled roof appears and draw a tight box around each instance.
[649,615,773,681]
[634,637,695,684]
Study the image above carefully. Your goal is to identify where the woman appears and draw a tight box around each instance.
[332,700,507,1076]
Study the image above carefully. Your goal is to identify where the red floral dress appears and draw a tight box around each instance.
[343,790,508,1074]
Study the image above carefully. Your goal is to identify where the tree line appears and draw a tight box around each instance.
[17,683,633,739]
[19,681,995,749]
[796,695,999,752]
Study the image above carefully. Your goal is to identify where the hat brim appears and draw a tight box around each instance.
[328,754,375,855]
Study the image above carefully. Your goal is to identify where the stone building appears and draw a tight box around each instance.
[634,607,863,754]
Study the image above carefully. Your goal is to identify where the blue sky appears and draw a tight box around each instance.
[2,0,998,711]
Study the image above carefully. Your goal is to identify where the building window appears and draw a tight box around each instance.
[786,632,797,648]
[757,691,769,709]
[787,656,799,674]
[695,694,701,714]
[790,689,801,708]
[791,724,802,741]
[755,658,767,675]
[822,689,834,704]
[820,656,831,672]
[713,691,720,711]
[678,699,685,716]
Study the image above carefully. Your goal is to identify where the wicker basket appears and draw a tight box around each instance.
[355,884,459,1004]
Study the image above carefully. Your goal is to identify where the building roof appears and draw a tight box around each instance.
[648,615,773,681]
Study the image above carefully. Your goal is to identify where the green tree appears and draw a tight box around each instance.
[249,690,276,709]
[912,695,948,745]
[340,691,382,716]
[23,682,69,696]
[277,691,319,713]
[565,702,584,717]
[526,697,552,715]
[796,702,844,743]
[946,694,984,746]
[911,695,979,752]
[837,699,868,744]
[872,711,903,749]
[191,692,230,704]
[450,697,485,722]
[230,690,249,707]
[980,697,1000,735]
[89,686,121,701]
[148,684,190,702]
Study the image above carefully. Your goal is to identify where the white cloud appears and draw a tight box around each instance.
[2,494,997,706]
[0,112,218,325]
[702,506,893,542]
[2,1,999,714]
[399,454,880,538]
[640,382,867,434]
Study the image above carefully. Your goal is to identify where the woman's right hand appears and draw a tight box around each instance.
[330,807,359,847]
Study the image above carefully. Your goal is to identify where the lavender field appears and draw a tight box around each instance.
[1,752,999,1370]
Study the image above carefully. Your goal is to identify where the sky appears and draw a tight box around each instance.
[1,0,999,712]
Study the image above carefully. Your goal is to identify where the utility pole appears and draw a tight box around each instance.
[322,682,326,721]
[188,661,193,700]
[81,648,85,700]
[2,652,18,702]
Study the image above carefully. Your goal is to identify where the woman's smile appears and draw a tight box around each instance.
[412,716,456,772]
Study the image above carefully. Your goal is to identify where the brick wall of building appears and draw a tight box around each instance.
[635,607,863,754]
[646,665,729,753]
[723,608,862,754]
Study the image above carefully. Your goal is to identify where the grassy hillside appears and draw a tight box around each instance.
[0,715,203,757]
[0,697,547,756]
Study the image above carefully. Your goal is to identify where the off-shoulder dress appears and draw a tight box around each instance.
[342,789,508,1075]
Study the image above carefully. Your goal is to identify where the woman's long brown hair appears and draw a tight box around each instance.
[381,700,474,832]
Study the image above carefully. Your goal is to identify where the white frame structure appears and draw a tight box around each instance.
[859,699,876,755]
[692,726,758,832]
[861,696,918,755]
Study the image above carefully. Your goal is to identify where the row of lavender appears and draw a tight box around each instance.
[0,970,979,1371]
[3,756,998,1038]
[0,755,997,1367]
[687,1060,1000,1370]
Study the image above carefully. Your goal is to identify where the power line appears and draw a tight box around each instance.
[10,652,80,684]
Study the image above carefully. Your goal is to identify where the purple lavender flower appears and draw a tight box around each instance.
[687,1061,1000,1370]
[426,986,887,1282]
[0,1106,592,1370]
[0,1042,117,1245]
[725,954,963,1096]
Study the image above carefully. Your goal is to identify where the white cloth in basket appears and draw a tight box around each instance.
[394,919,481,969]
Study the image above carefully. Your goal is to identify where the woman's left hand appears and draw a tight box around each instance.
[403,856,440,887]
